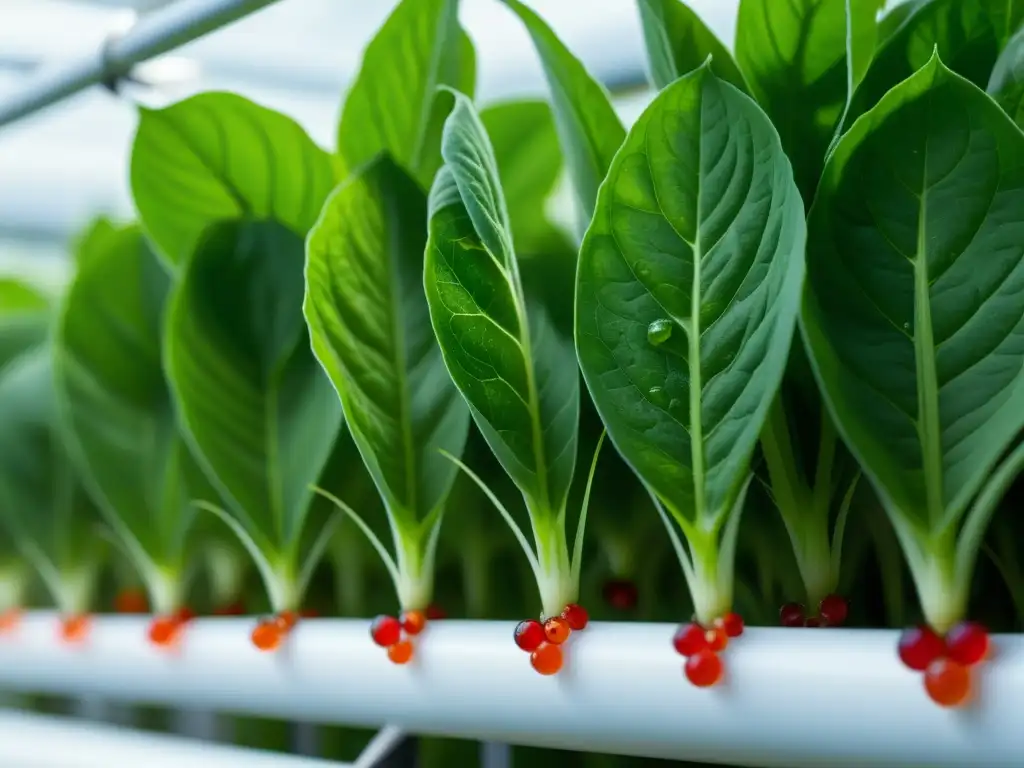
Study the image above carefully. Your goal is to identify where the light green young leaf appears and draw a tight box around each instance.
[53,223,213,611]
[845,0,1005,130]
[636,0,748,92]
[337,0,475,190]
[0,278,49,371]
[499,0,626,235]
[736,0,878,201]
[165,219,343,582]
[802,54,1024,535]
[131,92,338,265]
[480,99,569,257]
[425,91,580,520]
[305,155,470,540]
[989,24,1024,126]
[575,64,805,532]
[0,346,104,613]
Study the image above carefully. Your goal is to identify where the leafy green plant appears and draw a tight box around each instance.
[988,23,1024,124]
[424,88,605,674]
[0,345,105,635]
[575,61,806,685]
[53,220,215,641]
[801,51,1024,704]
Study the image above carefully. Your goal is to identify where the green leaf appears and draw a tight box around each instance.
[498,0,626,235]
[480,100,570,256]
[131,92,338,265]
[846,0,1005,129]
[636,0,748,92]
[305,155,470,535]
[337,0,475,190]
[575,64,806,531]
[736,0,879,202]
[53,223,212,608]
[0,278,49,371]
[801,54,1024,535]
[878,1,926,44]
[425,90,580,519]
[989,24,1024,126]
[0,346,103,612]
[165,219,342,567]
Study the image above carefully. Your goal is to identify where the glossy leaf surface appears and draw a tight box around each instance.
[131,92,337,265]
[336,0,475,190]
[736,0,878,200]
[576,65,806,527]
[989,24,1024,127]
[425,91,579,517]
[165,219,342,556]
[305,155,470,529]
[499,0,626,234]
[802,56,1024,529]
[637,0,747,92]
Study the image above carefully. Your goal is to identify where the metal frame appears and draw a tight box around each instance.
[0,0,283,128]
[0,612,1020,767]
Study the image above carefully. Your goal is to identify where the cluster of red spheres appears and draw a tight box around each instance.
[58,614,91,643]
[148,606,197,648]
[250,608,318,652]
[370,609,433,664]
[0,607,20,634]
[898,621,990,707]
[779,594,849,628]
[514,603,589,675]
[672,613,744,687]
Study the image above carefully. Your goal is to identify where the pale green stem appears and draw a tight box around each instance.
[530,511,574,619]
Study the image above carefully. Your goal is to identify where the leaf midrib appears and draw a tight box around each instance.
[409,0,455,175]
[913,99,944,526]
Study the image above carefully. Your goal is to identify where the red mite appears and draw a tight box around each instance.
[516,603,590,675]
[672,613,743,688]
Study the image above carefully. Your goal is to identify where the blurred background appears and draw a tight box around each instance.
[0,0,737,287]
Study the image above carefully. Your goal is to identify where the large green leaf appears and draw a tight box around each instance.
[425,91,580,519]
[131,92,338,266]
[53,222,212,610]
[575,63,806,529]
[845,0,1005,129]
[989,24,1024,126]
[0,278,49,371]
[336,0,475,190]
[305,155,470,534]
[165,219,342,578]
[801,55,1024,532]
[736,0,878,202]
[499,0,626,235]
[0,346,103,613]
[480,100,569,257]
[636,0,748,92]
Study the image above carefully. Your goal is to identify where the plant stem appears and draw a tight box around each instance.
[688,542,731,625]
[912,536,963,634]
[146,566,185,615]
[0,564,26,612]
[56,564,99,615]
[532,514,573,619]
[266,561,301,613]
[395,533,432,612]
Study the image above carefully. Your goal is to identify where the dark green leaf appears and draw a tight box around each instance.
[0,346,103,610]
[337,0,476,190]
[480,100,570,257]
[636,0,748,92]
[878,1,926,44]
[801,55,1024,529]
[846,0,1004,129]
[575,64,806,527]
[131,92,338,265]
[305,155,470,531]
[165,219,342,559]
[54,223,211,602]
[736,0,878,202]
[499,0,626,235]
[425,91,580,517]
[989,24,1024,126]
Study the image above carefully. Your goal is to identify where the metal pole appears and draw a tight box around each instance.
[0,0,284,129]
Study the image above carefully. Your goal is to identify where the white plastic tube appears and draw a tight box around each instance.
[0,708,347,768]
[0,613,1021,766]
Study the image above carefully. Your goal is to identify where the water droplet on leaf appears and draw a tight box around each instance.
[647,319,673,346]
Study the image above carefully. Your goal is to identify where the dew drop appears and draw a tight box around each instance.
[668,398,682,414]
[648,385,664,400]
[647,319,673,346]
[903,322,910,331]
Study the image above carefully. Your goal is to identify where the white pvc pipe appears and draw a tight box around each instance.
[0,613,1021,766]
[0,708,346,768]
